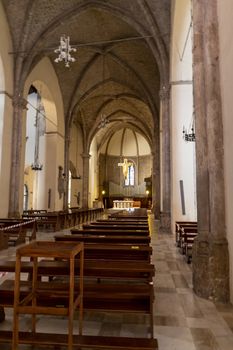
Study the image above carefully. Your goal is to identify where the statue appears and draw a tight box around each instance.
[118,158,133,179]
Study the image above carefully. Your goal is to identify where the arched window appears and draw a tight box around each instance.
[124,164,135,186]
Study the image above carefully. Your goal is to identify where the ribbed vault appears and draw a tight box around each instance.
[2,0,170,151]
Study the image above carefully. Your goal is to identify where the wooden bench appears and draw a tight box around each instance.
[175,221,197,246]
[55,233,150,245]
[83,223,149,231]
[0,219,37,248]
[22,212,60,232]
[73,228,149,236]
[0,331,158,349]
[179,227,198,254]
[0,279,154,333]
[97,218,149,225]
[0,259,155,282]
[182,232,198,263]
[23,209,47,215]
[83,243,152,262]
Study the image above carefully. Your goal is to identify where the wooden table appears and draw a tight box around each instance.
[12,241,84,350]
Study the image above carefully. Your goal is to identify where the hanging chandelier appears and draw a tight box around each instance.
[54,35,76,67]
[98,113,109,129]
[183,112,196,142]
[182,123,195,142]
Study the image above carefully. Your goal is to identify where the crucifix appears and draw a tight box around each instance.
[118,158,133,179]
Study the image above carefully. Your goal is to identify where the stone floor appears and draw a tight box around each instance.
[0,213,233,349]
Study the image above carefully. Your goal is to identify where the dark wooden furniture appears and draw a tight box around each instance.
[175,221,197,246]
[12,241,84,350]
[175,221,198,263]
[0,259,155,283]
[0,332,158,349]
[55,233,150,244]
[82,243,152,262]
[96,219,149,226]
[82,223,149,231]
[0,219,37,248]
[72,228,149,236]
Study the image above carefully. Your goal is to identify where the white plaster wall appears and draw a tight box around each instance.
[0,2,14,217]
[217,0,233,303]
[69,123,83,208]
[170,0,197,233]
[23,58,65,212]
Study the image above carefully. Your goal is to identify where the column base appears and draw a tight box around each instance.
[192,233,229,303]
[151,202,160,220]
[8,211,21,219]
[160,211,171,233]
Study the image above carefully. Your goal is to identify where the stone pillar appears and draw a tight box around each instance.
[63,134,70,211]
[192,0,229,302]
[151,130,160,219]
[82,153,90,208]
[159,85,171,232]
[8,96,27,218]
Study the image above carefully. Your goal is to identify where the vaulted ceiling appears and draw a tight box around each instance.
[2,0,171,151]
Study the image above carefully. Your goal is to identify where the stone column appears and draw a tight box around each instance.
[159,85,171,232]
[82,153,90,208]
[151,130,160,219]
[8,96,28,218]
[192,0,229,302]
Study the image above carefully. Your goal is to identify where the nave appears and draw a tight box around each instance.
[0,213,233,350]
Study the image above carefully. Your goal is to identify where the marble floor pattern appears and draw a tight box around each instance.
[0,214,233,349]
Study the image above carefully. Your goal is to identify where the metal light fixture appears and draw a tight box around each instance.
[183,113,196,142]
[54,35,76,67]
[98,113,109,129]
[182,123,195,142]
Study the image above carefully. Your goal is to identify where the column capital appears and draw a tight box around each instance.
[82,153,91,159]
[12,96,28,110]
[159,85,171,101]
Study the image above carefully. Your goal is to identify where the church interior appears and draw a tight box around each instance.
[0,0,233,349]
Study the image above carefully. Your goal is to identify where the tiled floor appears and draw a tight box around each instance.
[0,213,233,349]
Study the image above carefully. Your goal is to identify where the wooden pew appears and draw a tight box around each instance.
[0,259,155,283]
[109,215,148,221]
[22,212,60,232]
[0,259,155,338]
[23,209,47,215]
[96,219,149,225]
[175,221,198,263]
[72,228,149,236]
[0,219,37,248]
[175,221,197,246]
[184,233,198,263]
[55,233,150,244]
[179,227,198,254]
[0,332,158,349]
[0,279,154,336]
[83,243,152,262]
[83,223,149,231]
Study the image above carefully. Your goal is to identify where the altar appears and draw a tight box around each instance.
[112,199,134,209]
